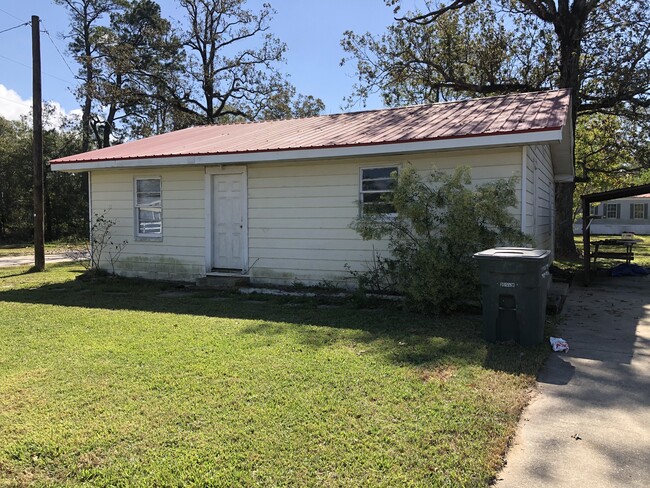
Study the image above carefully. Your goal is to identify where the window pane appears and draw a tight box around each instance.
[136,179,161,207]
[363,202,396,215]
[362,187,395,215]
[138,208,161,234]
[360,167,398,215]
[362,179,395,191]
[137,179,160,193]
[633,204,644,219]
[362,192,386,203]
[137,193,161,206]
[362,167,397,180]
[606,204,617,218]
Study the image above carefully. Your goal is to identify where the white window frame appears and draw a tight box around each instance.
[359,165,399,216]
[134,177,162,238]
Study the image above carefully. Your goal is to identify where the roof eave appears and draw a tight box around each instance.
[550,108,575,182]
[52,129,566,172]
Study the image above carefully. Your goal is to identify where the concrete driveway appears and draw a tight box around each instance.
[0,253,75,268]
[497,275,650,487]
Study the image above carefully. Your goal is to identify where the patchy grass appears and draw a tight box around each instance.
[0,263,550,486]
[0,241,86,257]
[554,234,650,272]
[556,234,650,270]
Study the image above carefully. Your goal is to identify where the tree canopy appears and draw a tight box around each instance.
[55,0,325,148]
[344,0,649,115]
[343,0,650,257]
[0,0,326,244]
[0,111,87,241]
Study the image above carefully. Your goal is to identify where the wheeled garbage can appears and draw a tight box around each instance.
[473,248,551,346]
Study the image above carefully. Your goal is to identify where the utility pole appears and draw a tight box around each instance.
[32,15,45,271]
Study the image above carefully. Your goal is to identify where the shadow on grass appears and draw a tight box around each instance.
[0,270,34,279]
[0,264,549,376]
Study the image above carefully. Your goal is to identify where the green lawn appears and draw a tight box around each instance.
[0,264,549,487]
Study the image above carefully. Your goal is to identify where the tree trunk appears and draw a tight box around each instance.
[103,104,117,148]
[555,181,577,259]
[79,14,94,204]
[551,1,586,260]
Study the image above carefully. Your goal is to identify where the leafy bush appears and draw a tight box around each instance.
[352,165,529,312]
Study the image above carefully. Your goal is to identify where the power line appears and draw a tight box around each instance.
[0,7,24,22]
[41,24,77,80]
[0,54,74,84]
[0,21,29,35]
[0,19,77,87]
[0,94,31,107]
[0,53,32,70]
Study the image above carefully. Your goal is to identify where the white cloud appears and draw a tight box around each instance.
[44,100,81,129]
[0,84,32,121]
[0,84,80,128]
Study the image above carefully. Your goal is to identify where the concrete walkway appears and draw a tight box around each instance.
[497,275,650,487]
[0,253,74,268]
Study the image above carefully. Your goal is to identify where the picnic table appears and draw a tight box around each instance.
[591,239,641,264]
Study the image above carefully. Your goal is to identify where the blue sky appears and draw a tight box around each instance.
[0,0,408,122]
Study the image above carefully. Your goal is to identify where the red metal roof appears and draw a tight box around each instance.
[51,89,571,164]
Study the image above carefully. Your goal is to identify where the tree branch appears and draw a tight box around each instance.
[396,0,478,24]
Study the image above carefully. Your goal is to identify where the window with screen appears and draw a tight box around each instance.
[135,178,162,237]
[360,166,398,215]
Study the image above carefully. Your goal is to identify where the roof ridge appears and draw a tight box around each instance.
[51,89,572,165]
[191,89,570,129]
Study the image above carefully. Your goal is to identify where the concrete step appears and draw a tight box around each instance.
[196,273,250,289]
[547,281,570,315]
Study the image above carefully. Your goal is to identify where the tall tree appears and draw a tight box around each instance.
[56,0,184,147]
[343,0,650,258]
[152,0,323,124]
[93,0,184,145]
[57,0,323,142]
[43,108,87,241]
[55,0,119,152]
[260,85,325,120]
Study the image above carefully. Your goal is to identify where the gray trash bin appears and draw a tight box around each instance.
[473,247,551,346]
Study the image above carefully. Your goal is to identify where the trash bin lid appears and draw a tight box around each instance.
[473,247,551,260]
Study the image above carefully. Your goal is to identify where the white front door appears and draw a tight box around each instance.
[212,172,244,270]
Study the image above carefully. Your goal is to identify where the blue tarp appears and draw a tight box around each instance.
[611,263,650,277]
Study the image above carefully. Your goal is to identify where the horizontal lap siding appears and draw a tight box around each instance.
[573,197,650,234]
[526,145,554,250]
[90,167,206,281]
[89,147,523,285]
[247,149,522,286]
[248,159,378,286]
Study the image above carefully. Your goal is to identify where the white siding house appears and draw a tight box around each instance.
[52,90,574,285]
[574,194,650,235]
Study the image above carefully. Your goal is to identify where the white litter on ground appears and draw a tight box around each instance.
[550,336,569,352]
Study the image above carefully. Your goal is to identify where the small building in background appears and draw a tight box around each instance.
[574,194,650,235]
